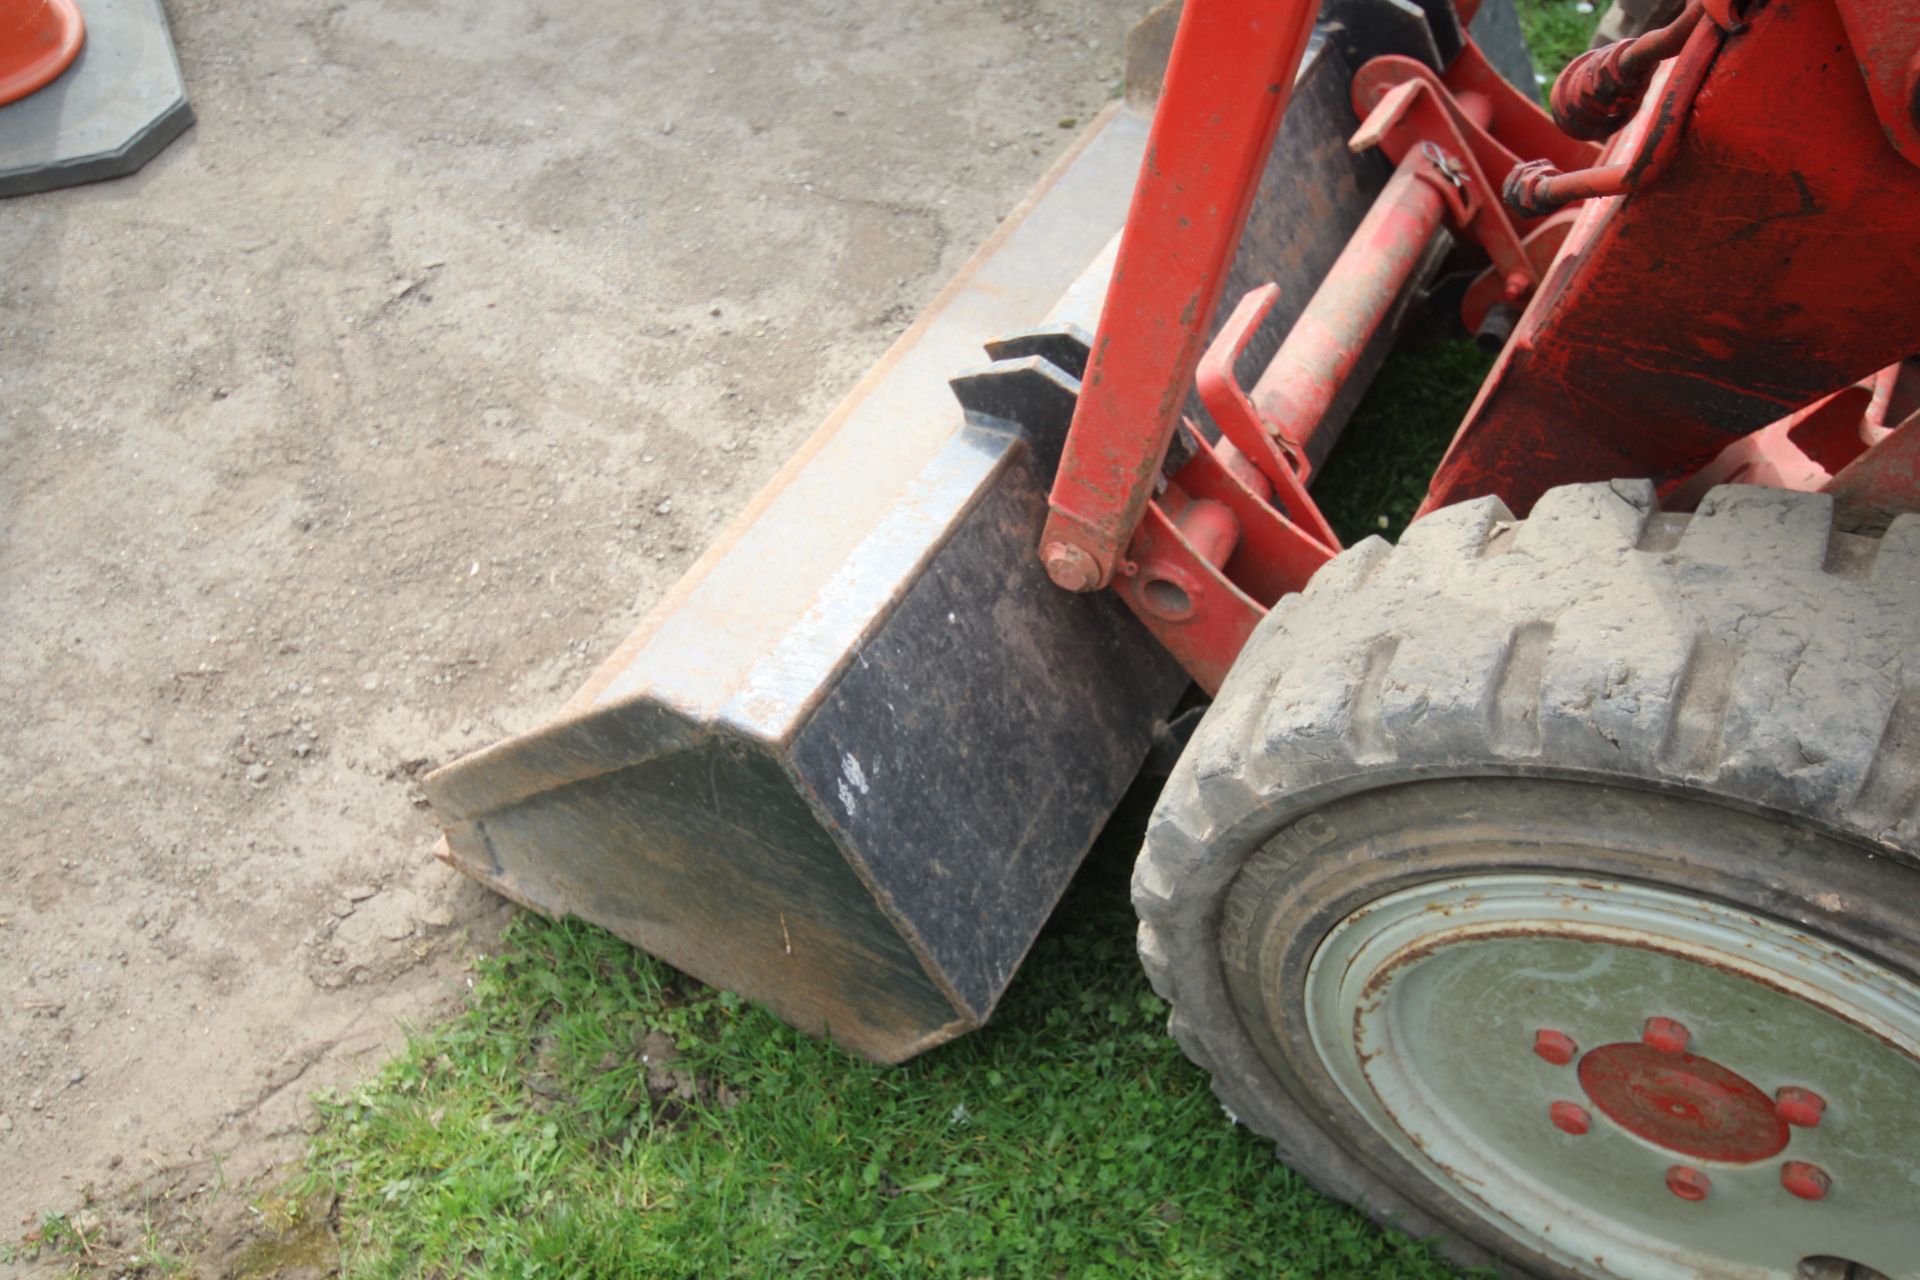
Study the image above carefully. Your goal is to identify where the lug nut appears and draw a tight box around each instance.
[1643,1016,1691,1055]
[1549,1100,1591,1135]
[1665,1165,1711,1201]
[1781,1161,1831,1201]
[1776,1087,1826,1128]
[1534,1029,1578,1065]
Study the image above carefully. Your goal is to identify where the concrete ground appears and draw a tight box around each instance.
[0,0,1139,1265]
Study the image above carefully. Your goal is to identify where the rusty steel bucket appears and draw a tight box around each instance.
[423,0,1536,1063]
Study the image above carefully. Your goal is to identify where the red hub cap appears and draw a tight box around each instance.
[1577,1041,1789,1162]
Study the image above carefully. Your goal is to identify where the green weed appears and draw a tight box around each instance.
[1519,0,1605,92]
[8,1210,104,1274]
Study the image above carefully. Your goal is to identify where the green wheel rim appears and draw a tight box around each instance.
[1302,875,1920,1279]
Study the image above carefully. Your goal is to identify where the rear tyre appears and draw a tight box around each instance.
[1134,482,1920,1280]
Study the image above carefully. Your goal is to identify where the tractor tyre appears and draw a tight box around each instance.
[1133,481,1920,1280]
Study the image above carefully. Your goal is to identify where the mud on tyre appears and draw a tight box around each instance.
[1134,481,1920,1279]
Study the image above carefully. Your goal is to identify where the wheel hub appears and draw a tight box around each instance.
[1576,1039,1788,1164]
[1301,875,1920,1279]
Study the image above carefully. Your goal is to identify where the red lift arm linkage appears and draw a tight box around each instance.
[1043,0,1920,691]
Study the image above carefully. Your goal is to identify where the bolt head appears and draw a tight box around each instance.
[1643,1016,1691,1055]
[1665,1165,1711,1201]
[1528,1028,1574,1066]
[1548,1100,1591,1136]
[1776,1087,1825,1128]
[1781,1160,1831,1201]
[1041,541,1099,592]
[1041,541,1098,591]
[1534,1029,1578,1066]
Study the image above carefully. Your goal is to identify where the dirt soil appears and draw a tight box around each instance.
[0,0,1140,1267]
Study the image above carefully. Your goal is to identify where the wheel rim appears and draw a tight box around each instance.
[1302,874,1920,1279]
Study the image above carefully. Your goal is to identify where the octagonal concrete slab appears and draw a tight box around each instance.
[0,0,192,198]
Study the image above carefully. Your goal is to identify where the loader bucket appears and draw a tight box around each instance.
[425,6,1537,1063]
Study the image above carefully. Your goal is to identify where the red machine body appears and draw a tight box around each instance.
[1043,0,1920,690]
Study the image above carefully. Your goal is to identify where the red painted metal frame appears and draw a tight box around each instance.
[1197,286,1344,544]
[1347,48,1600,338]
[1039,0,1323,597]
[1346,56,1596,291]
[1505,14,1724,215]
[1109,442,1291,695]
[1548,1,1707,141]
[1461,210,1577,336]
[1831,0,1920,164]
[1048,0,1920,692]
[1042,0,1585,687]
[1421,0,1920,517]
[1232,148,1449,490]
[1664,385,1879,509]
[1114,287,1346,692]
[1667,359,1920,527]
[1830,436,1920,530]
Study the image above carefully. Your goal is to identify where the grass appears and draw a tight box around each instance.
[4,1211,105,1273]
[306,809,1469,1280]
[2,1203,188,1278]
[1520,0,1607,88]
[1312,339,1495,543]
[301,4,1600,1276]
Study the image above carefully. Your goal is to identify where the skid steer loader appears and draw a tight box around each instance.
[424,0,1920,1273]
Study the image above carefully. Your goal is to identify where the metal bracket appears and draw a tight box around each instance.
[1351,59,1540,295]
[1194,285,1342,550]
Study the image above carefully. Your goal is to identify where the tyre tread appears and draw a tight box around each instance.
[1134,481,1920,1278]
